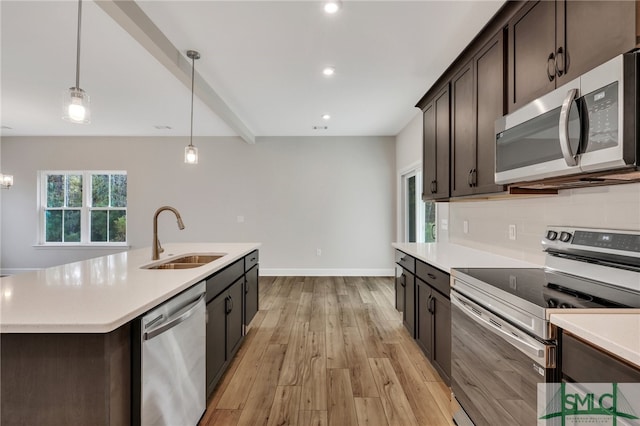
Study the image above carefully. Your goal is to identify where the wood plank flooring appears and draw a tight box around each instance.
[200,276,454,426]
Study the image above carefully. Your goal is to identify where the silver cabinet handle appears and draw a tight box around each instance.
[555,47,565,76]
[547,52,556,82]
[144,294,205,340]
[559,88,579,167]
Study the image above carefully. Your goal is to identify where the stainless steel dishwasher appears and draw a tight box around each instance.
[134,281,206,426]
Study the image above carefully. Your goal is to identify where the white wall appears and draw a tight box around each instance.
[449,183,640,265]
[395,111,421,241]
[0,136,396,275]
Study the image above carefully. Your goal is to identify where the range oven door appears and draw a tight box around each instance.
[451,290,557,426]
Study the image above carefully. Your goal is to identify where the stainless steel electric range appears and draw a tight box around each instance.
[450,226,640,426]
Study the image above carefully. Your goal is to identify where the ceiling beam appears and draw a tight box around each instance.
[96,0,255,144]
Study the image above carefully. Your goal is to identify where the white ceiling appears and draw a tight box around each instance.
[1,0,505,139]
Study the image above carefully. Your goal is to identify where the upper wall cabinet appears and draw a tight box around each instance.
[508,0,637,112]
[422,84,450,201]
[451,31,506,197]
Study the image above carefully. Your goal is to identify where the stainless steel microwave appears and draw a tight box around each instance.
[495,51,639,185]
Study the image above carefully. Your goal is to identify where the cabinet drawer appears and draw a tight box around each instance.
[395,250,415,273]
[245,250,259,271]
[206,259,244,302]
[416,260,450,297]
[562,332,640,383]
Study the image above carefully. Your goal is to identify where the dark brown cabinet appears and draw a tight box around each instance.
[205,250,259,397]
[451,31,506,197]
[206,277,244,397]
[244,264,259,327]
[403,270,416,337]
[394,250,451,385]
[508,0,637,112]
[473,32,506,194]
[421,84,450,201]
[415,261,451,385]
[561,332,640,383]
[451,61,475,197]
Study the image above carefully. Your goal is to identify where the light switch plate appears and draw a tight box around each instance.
[509,224,517,240]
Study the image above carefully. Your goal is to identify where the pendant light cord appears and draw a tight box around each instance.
[189,54,195,147]
[75,0,82,89]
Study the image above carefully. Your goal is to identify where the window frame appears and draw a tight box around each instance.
[38,170,128,247]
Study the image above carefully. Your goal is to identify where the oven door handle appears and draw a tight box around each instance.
[451,291,550,366]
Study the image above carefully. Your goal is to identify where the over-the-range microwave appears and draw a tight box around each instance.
[495,50,639,185]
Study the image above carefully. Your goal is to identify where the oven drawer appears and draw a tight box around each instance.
[395,250,415,273]
[416,260,449,296]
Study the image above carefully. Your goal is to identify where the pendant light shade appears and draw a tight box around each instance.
[185,50,200,165]
[62,0,90,124]
[63,87,90,124]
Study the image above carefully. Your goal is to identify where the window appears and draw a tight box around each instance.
[40,171,127,245]
[401,168,436,243]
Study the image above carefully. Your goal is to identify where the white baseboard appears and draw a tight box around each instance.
[260,268,394,277]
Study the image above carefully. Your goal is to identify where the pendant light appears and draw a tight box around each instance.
[62,0,90,124]
[184,50,200,164]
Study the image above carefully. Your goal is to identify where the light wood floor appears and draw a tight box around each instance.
[199,276,454,426]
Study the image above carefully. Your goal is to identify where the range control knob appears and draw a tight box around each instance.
[559,231,573,242]
[546,230,558,241]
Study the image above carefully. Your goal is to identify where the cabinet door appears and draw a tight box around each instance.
[415,280,433,359]
[431,290,451,386]
[422,101,437,201]
[395,269,405,312]
[474,30,506,195]
[451,61,475,197]
[557,0,636,84]
[434,86,451,200]
[422,85,450,200]
[226,278,244,360]
[403,271,416,338]
[206,295,227,396]
[508,0,557,112]
[244,265,259,327]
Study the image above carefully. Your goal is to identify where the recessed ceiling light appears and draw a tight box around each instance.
[324,1,341,14]
[322,67,335,77]
[322,114,331,121]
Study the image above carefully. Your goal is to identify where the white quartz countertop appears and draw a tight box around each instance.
[392,242,539,272]
[0,243,260,334]
[551,313,640,368]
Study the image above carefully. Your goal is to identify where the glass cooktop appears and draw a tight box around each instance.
[453,267,640,310]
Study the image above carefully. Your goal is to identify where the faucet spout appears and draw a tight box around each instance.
[152,206,185,260]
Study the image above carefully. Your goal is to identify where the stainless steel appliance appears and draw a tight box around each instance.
[451,226,640,426]
[495,51,639,184]
[134,282,206,426]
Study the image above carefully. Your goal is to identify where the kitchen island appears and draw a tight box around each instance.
[0,242,260,425]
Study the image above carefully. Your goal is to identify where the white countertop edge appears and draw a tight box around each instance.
[392,242,540,272]
[0,242,261,334]
[550,313,640,369]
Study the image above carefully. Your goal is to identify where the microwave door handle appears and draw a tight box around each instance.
[559,88,579,167]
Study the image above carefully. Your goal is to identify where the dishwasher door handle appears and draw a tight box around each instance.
[144,293,205,340]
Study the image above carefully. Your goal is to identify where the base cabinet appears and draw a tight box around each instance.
[416,279,451,385]
[395,250,451,385]
[206,251,259,397]
[245,264,259,327]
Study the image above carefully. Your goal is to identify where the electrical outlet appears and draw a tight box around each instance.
[441,219,448,231]
[463,220,469,234]
[509,224,517,240]
[316,248,322,256]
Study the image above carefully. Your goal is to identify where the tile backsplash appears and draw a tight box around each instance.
[447,182,640,265]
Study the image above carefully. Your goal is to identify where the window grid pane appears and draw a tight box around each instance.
[92,174,110,207]
[67,175,83,208]
[63,210,81,242]
[47,175,64,208]
[45,210,63,242]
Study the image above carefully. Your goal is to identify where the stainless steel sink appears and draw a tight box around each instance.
[143,254,225,270]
